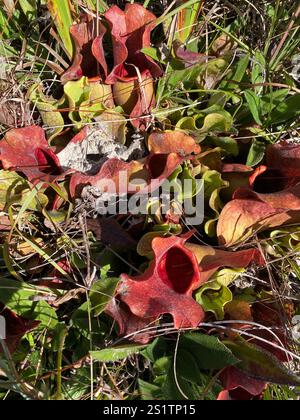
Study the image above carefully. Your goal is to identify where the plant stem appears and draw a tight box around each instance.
[55,328,67,400]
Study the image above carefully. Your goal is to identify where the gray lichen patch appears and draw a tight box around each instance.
[57,121,146,174]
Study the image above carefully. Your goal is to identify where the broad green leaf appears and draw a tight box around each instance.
[175,349,203,384]
[141,47,164,63]
[212,52,247,106]
[71,302,90,339]
[89,277,120,317]
[159,58,228,100]
[141,338,167,363]
[63,367,91,400]
[174,349,221,399]
[100,264,111,278]
[251,51,266,90]
[91,345,146,362]
[209,136,239,157]
[244,90,262,125]
[0,278,58,328]
[138,379,161,400]
[71,301,108,340]
[153,356,171,376]
[223,54,250,90]
[162,63,204,92]
[179,332,239,369]
[246,139,266,166]
[159,356,197,400]
[47,0,73,59]
[261,89,289,116]
[270,94,300,124]
[225,339,300,386]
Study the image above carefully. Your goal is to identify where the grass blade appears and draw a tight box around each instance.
[47,0,73,60]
